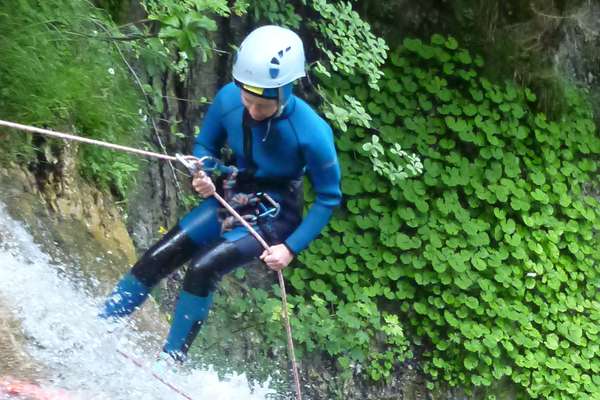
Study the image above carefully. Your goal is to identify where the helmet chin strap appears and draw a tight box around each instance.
[245,86,288,143]
[274,86,286,118]
[260,87,287,142]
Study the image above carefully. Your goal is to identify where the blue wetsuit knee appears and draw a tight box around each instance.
[178,197,221,246]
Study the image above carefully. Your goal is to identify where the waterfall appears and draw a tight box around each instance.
[0,201,275,400]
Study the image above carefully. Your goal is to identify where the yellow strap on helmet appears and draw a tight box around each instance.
[242,84,264,95]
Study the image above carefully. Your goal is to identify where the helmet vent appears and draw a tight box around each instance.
[269,53,285,78]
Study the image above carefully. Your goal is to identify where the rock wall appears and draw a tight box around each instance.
[0,301,39,379]
[0,154,136,288]
[0,156,169,340]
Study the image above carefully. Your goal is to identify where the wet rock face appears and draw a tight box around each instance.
[0,301,39,379]
[555,3,600,83]
[37,138,137,266]
[0,161,169,349]
[0,162,136,293]
[555,2,600,121]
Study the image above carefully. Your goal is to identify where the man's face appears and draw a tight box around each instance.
[241,90,278,121]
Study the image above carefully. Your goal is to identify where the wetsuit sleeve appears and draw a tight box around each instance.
[284,125,342,254]
[192,88,227,159]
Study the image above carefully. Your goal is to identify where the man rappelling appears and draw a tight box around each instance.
[99,25,342,363]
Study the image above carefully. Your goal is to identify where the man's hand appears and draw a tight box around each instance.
[191,170,216,198]
[260,244,294,271]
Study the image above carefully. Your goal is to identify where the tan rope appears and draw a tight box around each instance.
[211,192,302,400]
[116,349,195,400]
[0,120,178,162]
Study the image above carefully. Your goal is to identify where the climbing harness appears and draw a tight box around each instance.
[219,191,280,232]
[176,154,281,233]
[0,119,303,400]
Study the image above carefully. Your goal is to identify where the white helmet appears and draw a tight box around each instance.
[232,25,306,92]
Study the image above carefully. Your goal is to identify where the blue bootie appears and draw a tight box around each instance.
[100,273,150,318]
[163,290,213,360]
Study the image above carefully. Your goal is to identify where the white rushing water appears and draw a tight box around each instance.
[0,202,276,400]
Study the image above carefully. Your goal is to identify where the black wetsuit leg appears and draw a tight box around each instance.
[162,234,263,358]
[183,234,264,297]
[131,225,199,288]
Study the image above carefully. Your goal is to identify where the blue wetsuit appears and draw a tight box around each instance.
[101,82,341,360]
[183,82,341,252]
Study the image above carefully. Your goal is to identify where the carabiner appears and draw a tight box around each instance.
[175,154,237,176]
[255,192,281,219]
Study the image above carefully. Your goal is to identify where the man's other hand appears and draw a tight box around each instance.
[192,171,216,198]
[260,244,294,271]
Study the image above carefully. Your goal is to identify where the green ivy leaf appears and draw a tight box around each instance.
[414,302,428,315]
[501,218,516,235]
[545,334,560,350]
[445,36,459,50]
[383,251,397,264]
[464,355,479,370]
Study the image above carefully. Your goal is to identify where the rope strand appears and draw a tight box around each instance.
[0,120,177,161]
[211,192,302,400]
[116,349,195,400]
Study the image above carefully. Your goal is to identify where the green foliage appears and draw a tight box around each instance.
[0,0,144,197]
[362,135,423,185]
[308,0,388,91]
[298,34,600,398]
[217,285,411,384]
[143,0,248,66]
[251,0,302,28]
[319,90,372,132]
[120,0,249,152]
[309,0,388,132]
